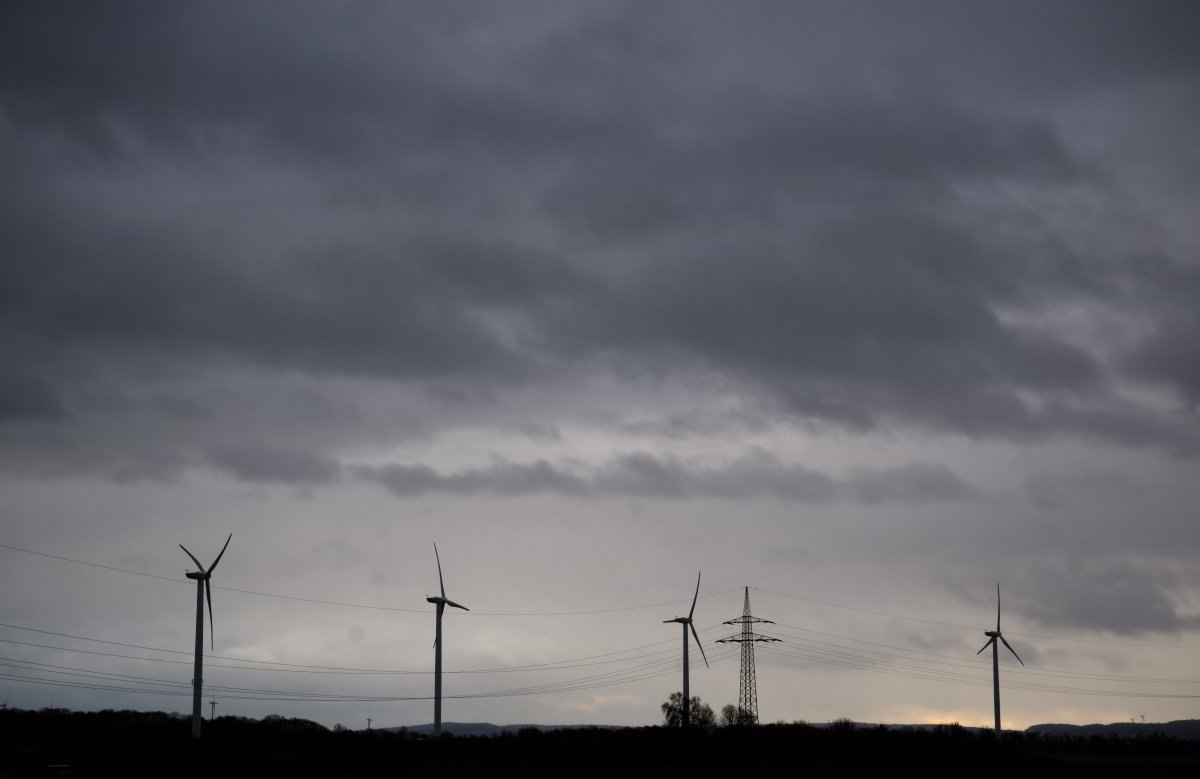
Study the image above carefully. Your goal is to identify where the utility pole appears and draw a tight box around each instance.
[717,587,778,725]
[209,698,217,721]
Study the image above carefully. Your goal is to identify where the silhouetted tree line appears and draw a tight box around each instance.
[660,693,758,727]
[2,707,1198,777]
[660,692,715,727]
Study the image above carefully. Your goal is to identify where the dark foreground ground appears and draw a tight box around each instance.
[3,709,1200,778]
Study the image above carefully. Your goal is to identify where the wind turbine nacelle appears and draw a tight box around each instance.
[186,572,205,580]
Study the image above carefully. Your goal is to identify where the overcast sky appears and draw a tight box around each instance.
[2,1,1199,731]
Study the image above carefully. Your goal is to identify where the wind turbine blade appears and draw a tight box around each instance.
[977,637,994,655]
[996,583,1001,632]
[689,571,701,621]
[205,578,215,651]
[208,533,232,573]
[179,544,205,574]
[690,622,709,668]
[434,543,446,599]
[444,599,469,611]
[999,635,1024,665]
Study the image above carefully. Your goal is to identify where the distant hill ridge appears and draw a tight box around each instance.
[382,720,1200,739]
[379,722,621,737]
[1027,720,1200,740]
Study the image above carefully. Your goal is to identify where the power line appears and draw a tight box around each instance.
[751,587,976,631]
[0,621,723,676]
[454,648,736,701]
[16,541,1192,649]
[757,644,1200,700]
[7,616,1194,712]
[8,540,1200,710]
[0,620,735,705]
[0,635,686,678]
[752,586,1200,650]
[759,631,1197,696]
[20,622,1195,688]
[0,643,720,700]
[0,647,737,705]
[767,623,1200,685]
[0,543,739,616]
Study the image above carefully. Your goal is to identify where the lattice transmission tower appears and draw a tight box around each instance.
[717,587,778,724]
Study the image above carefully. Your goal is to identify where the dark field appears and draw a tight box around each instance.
[3,709,1200,777]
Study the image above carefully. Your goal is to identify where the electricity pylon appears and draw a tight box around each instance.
[717,587,778,725]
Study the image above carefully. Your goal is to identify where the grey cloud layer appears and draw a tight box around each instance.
[205,444,342,486]
[1014,557,1200,636]
[1,2,1198,475]
[4,5,1200,727]
[354,452,976,503]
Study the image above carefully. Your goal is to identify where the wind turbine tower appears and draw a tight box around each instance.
[977,583,1023,737]
[663,572,709,727]
[180,533,231,740]
[426,543,468,737]
[717,587,778,724]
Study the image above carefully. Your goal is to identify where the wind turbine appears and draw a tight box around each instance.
[180,533,231,740]
[426,543,468,737]
[977,583,1023,737]
[663,572,709,727]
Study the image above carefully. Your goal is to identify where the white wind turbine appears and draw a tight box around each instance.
[180,533,231,740]
[977,583,1023,737]
[426,543,468,737]
[663,572,709,727]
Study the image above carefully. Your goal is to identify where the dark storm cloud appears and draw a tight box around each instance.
[535,91,1089,248]
[0,182,586,381]
[590,451,839,501]
[204,444,342,485]
[846,462,977,504]
[1013,558,1200,636]
[0,0,1198,475]
[354,451,976,503]
[1025,469,1145,511]
[543,208,1125,440]
[4,3,1197,146]
[1121,260,1200,407]
[0,375,65,423]
[354,459,588,498]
